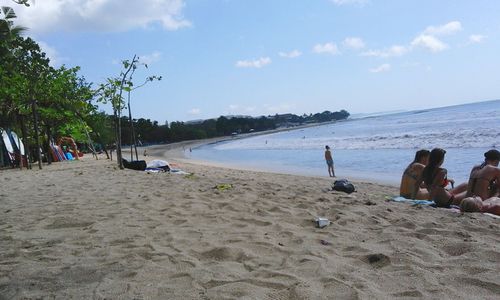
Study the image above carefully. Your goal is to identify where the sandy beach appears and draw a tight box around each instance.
[1,142,499,299]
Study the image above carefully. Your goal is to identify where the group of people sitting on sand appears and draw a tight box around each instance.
[400,148,500,215]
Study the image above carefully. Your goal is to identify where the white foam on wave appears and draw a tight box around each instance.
[215,100,500,151]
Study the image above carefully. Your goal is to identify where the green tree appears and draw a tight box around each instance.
[96,55,160,168]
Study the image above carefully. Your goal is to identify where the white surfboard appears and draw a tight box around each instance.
[1,129,14,153]
[10,131,25,155]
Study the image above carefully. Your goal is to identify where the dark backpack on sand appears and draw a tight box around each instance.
[332,179,356,194]
[122,159,147,171]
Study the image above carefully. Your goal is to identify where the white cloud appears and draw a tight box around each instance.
[423,21,462,36]
[330,0,368,5]
[235,57,271,68]
[37,41,64,66]
[279,50,302,58]
[14,0,191,33]
[361,45,408,58]
[411,34,448,52]
[342,37,365,50]
[469,34,486,44]
[188,108,201,115]
[312,42,340,55]
[139,51,162,65]
[369,63,390,73]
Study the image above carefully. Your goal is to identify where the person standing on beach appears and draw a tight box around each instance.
[466,149,500,200]
[325,145,335,177]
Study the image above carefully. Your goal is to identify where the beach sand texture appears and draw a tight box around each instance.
[1,145,499,299]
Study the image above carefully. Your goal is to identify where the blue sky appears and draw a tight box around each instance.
[8,0,500,122]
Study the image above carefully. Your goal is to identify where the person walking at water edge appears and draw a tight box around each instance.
[325,145,335,177]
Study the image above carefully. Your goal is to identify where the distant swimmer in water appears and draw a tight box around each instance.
[460,196,500,216]
[421,148,468,207]
[466,149,500,200]
[324,145,335,177]
[400,149,430,199]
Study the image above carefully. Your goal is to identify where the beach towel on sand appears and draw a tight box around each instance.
[388,196,500,218]
[388,196,435,206]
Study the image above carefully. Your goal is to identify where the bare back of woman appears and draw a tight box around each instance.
[400,162,428,199]
[400,150,430,199]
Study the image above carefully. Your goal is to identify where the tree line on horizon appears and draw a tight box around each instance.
[117,109,350,145]
[0,1,349,170]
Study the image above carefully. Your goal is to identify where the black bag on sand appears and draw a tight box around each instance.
[332,179,356,194]
[122,159,147,171]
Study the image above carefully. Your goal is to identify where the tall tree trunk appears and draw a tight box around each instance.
[74,112,105,160]
[127,91,138,161]
[13,114,23,170]
[93,131,109,159]
[82,124,98,160]
[117,111,123,169]
[113,108,123,169]
[32,99,42,170]
[46,125,52,165]
[19,115,32,169]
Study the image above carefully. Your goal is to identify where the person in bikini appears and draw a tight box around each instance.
[400,149,430,199]
[460,196,500,216]
[421,148,467,207]
[466,149,500,200]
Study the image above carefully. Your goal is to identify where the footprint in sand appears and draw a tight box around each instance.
[392,290,423,297]
[361,253,391,268]
[199,247,253,263]
[44,218,94,230]
[441,242,471,257]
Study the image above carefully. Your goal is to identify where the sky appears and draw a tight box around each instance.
[6,0,500,122]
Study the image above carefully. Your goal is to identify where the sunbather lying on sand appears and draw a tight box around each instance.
[460,196,500,216]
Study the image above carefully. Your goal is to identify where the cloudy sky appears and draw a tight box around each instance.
[7,0,500,122]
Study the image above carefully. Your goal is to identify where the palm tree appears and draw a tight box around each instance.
[0,6,27,43]
[12,0,30,6]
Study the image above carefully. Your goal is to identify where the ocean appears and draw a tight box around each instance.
[190,100,500,185]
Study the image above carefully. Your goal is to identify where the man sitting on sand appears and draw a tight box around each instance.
[466,149,500,200]
[460,196,500,216]
[400,149,430,199]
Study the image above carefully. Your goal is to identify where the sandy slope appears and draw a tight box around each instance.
[0,144,499,299]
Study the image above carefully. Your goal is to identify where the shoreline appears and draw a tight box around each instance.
[143,137,401,188]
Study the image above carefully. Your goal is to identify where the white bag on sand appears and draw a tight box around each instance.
[147,159,170,169]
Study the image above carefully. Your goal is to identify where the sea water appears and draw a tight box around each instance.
[190,100,500,185]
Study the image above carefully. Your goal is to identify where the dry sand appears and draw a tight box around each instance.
[0,142,499,299]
